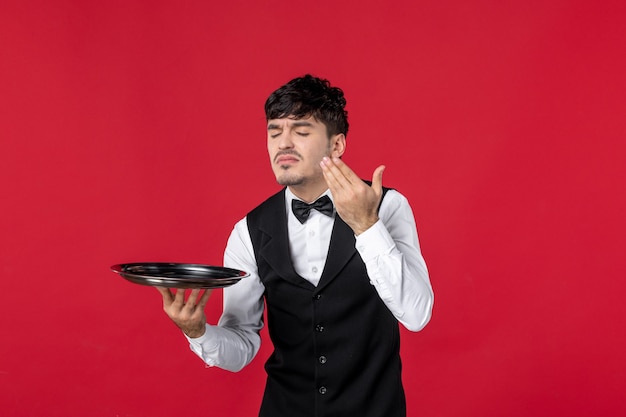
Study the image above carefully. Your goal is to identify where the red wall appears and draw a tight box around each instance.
[1,1,625,416]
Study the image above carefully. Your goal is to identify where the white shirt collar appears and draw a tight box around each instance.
[285,187,334,205]
[284,188,335,224]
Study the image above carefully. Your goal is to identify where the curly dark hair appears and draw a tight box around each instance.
[265,74,349,137]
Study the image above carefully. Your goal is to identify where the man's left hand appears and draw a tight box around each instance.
[320,156,385,235]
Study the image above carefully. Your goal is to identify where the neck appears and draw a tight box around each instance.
[288,182,328,203]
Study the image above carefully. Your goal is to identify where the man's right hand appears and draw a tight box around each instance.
[156,287,212,338]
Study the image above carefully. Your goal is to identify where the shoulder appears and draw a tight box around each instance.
[247,188,286,219]
[246,188,288,240]
[379,188,413,220]
[381,187,408,206]
[228,189,285,242]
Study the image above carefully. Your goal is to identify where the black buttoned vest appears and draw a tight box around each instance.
[246,188,406,417]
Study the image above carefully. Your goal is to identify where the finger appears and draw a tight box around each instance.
[186,288,202,307]
[320,158,340,190]
[155,286,174,304]
[197,289,213,309]
[323,157,360,186]
[371,165,386,195]
[173,288,187,306]
[331,157,361,183]
[320,157,352,190]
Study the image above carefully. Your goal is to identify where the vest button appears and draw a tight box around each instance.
[313,294,322,300]
[319,355,327,364]
[319,386,327,395]
[315,324,324,332]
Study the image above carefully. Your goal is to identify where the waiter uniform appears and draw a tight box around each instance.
[247,187,405,417]
[185,186,433,417]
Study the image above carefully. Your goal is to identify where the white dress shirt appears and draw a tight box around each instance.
[186,188,434,372]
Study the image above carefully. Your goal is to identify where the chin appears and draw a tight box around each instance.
[276,172,305,186]
[277,177,305,187]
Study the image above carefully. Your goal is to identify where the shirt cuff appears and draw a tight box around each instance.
[184,324,220,367]
[355,219,394,262]
[185,324,218,348]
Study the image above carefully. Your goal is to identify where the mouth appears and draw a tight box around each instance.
[275,153,301,165]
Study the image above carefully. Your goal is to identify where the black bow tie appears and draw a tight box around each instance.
[291,195,334,224]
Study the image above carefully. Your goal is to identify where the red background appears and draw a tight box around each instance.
[1,1,625,416]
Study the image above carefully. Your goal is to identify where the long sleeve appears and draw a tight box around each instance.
[185,218,265,371]
[356,190,434,331]
[184,189,433,371]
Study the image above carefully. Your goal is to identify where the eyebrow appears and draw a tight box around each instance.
[267,120,315,130]
[291,121,314,128]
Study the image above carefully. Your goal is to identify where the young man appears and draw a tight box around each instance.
[157,74,434,417]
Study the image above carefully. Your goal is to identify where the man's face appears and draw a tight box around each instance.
[267,115,343,189]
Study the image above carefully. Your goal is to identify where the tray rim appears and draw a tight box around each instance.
[111,262,250,289]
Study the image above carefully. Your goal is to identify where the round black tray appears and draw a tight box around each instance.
[111,262,249,289]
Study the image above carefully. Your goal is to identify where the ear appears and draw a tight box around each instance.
[330,133,346,158]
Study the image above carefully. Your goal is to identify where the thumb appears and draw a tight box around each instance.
[371,165,385,195]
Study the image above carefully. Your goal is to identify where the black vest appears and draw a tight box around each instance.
[246,188,406,417]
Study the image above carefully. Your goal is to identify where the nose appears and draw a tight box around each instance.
[277,131,294,149]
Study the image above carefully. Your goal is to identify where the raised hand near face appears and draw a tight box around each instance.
[320,156,385,235]
[156,287,212,338]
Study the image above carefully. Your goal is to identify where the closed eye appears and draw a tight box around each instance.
[268,128,282,138]
[267,123,282,139]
